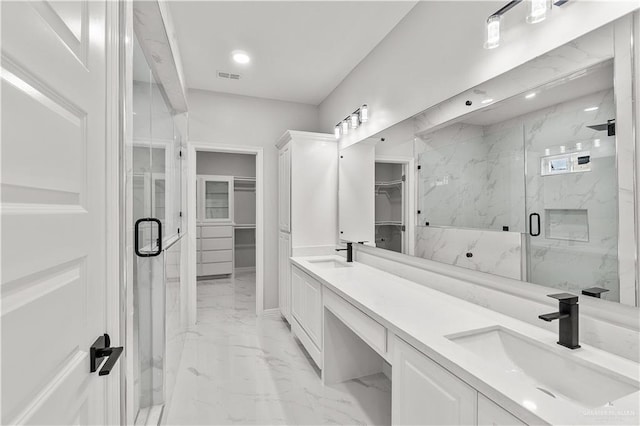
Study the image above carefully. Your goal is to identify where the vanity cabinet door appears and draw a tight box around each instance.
[278,145,291,232]
[291,266,323,349]
[278,232,291,322]
[478,394,525,426]
[291,266,304,325]
[393,337,477,425]
[303,273,322,347]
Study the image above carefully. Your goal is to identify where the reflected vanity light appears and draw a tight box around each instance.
[584,106,599,112]
[545,148,551,155]
[576,142,583,150]
[334,124,341,139]
[484,15,501,49]
[525,92,537,99]
[481,98,494,104]
[560,145,566,153]
[594,139,601,147]
[522,400,538,411]
[527,0,552,24]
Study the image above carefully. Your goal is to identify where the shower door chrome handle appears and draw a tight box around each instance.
[529,213,541,237]
[135,217,163,257]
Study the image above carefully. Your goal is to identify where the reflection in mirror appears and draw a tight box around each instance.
[366,58,629,304]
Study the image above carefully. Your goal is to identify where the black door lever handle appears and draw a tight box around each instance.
[90,333,123,376]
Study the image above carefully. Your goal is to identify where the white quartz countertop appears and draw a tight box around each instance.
[290,255,640,425]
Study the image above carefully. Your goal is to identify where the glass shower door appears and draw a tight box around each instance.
[524,88,619,301]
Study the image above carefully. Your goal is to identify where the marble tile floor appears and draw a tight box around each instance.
[164,271,392,425]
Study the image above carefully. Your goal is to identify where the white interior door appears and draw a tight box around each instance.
[1,1,117,424]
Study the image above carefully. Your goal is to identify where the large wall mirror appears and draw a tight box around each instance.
[338,14,638,307]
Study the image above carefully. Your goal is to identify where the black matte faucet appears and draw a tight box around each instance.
[538,293,580,349]
[335,242,353,262]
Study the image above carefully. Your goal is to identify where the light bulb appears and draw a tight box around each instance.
[484,15,501,49]
[341,120,349,135]
[360,104,368,122]
[350,113,359,129]
[334,124,341,139]
[527,0,551,24]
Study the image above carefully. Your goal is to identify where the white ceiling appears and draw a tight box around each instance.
[461,60,614,126]
[168,1,417,105]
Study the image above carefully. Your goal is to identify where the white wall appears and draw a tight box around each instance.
[187,90,320,309]
[319,0,639,146]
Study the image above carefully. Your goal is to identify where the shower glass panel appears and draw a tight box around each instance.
[524,77,619,300]
[130,33,183,423]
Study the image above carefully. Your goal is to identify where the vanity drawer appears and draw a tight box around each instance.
[324,289,387,357]
[201,238,232,251]
[202,250,232,263]
[201,225,233,238]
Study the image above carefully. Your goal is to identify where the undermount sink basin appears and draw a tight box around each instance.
[307,259,351,269]
[447,326,639,408]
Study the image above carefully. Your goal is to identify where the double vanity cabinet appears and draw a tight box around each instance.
[287,258,525,425]
[282,256,640,426]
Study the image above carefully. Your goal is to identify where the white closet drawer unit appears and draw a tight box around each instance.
[202,225,233,238]
[201,238,233,251]
[202,250,233,263]
[201,262,232,276]
[198,224,233,276]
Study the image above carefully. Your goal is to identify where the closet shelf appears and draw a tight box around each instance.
[375,180,403,187]
[375,221,403,226]
[233,176,256,182]
[234,224,256,229]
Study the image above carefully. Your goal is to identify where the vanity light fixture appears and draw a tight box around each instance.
[484,0,569,49]
[350,112,360,129]
[525,92,536,99]
[575,142,583,150]
[334,104,369,138]
[594,138,601,147]
[560,145,566,153]
[527,0,552,24]
[360,104,368,123]
[484,15,502,49]
[341,120,349,136]
[545,148,550,155]
[584,106,599,112]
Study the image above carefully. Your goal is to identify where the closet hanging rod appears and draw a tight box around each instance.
[233,176,256,181]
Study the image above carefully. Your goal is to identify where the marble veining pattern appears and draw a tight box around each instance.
[164,271,391,425]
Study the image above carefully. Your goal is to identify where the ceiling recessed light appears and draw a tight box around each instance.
[232,50,250,64]
[525,92,536,99]
[584,106,599,112]
[481,98,494,104]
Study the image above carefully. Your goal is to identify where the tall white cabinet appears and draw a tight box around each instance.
[277,131,337,323]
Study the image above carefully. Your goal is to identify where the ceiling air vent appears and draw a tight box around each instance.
[217,71,241,80]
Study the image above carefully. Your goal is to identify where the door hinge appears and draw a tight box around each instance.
[179,211,183,217]
[179,150,183,157]
[417,165,421,170]
[401,175,406,182]
[401,225,406,232]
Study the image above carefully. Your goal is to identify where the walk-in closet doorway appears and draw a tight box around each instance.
[187,143,264,323]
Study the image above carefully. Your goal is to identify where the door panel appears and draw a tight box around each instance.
[1,1,109,424]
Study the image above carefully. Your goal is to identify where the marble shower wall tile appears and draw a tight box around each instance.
[415,227,522,280]
[524,89,619,301]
